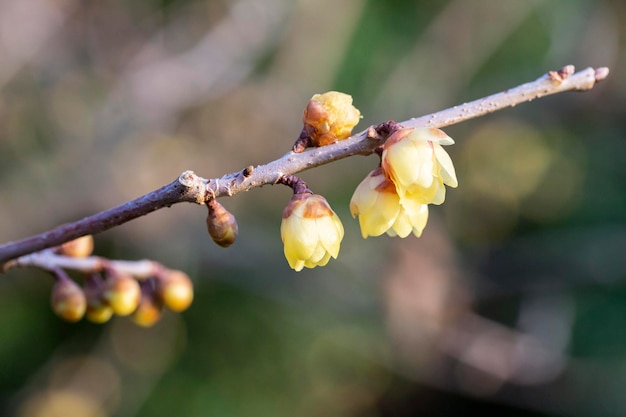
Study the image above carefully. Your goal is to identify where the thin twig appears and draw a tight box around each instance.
[6,249,162,278]
[0,65,609,268]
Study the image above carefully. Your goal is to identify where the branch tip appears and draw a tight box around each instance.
[594,67,610,82]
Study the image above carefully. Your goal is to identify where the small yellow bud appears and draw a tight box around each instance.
[58,235,94,258]
[158,270,194,312]
[206,199,238,247]
[294,91,361,151]
[51,275,86,322]
[131,293,163,327]
[102,272,141,316]
[85,305,114,324]
[83,273,113,324]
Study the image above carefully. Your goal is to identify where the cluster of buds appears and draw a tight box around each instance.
[278,93,458,271]
[48,236,193,327]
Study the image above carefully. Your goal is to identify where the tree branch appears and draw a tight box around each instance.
[8,248,162,278]
[0,65,609,268]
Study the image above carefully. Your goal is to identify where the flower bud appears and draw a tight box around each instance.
[83,274,113,324]
[86,305,114,324]
[102,271,141,316]
[281,193,344,271]
[206,199,238,247]
[58,235,94,258]
[295,91,361,151]
[157,270,194,312]
[51,274,86,322]
[132,291,163,327]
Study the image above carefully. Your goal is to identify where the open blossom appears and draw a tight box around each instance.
[281,193,344,271]
[382,127,458,205]
[350,167,429,238]
[302,91,361,147]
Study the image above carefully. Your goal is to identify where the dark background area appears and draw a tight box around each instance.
[1,0,625,416]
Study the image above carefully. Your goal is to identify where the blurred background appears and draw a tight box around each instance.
[0,0,624,415]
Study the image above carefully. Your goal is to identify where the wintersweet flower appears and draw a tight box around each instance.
[302,91,361,147]
[382,127,458,205]
[281,193,344,271]
[350,167,429,238]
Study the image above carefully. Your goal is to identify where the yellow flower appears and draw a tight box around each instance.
[281,193,344,271]
[302,91,361,147]
[350,167,429,238]
[382,127,458,205]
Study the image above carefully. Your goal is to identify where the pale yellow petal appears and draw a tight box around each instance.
[433,144,458,187]
[429,180,446,205]
[408,127,455,145]
[413,142,436,188]
[281,215,317,260]
[350,173,380,216]
[359,190,401,238]
[306,251,332,268]
[286,255,305,272]
[309,242,328,264]
[389,211,413,238]
[317,215,343,258]
[400,180,439,205]
[389,201,429,238]
[408,204,429,237]
[383,141,422,189]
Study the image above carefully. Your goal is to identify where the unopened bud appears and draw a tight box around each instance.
[206,199,238,248]
[102,271,141,316]
[51,272,86,322]
[86,305,114,324]
[83,273,113,324]
[157,269,194,312]
[132,287,163,328]
[294,91,361,151]
[59,235,94,258]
